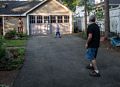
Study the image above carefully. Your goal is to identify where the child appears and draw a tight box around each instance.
[55,24,61,38]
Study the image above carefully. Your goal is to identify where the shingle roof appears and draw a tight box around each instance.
[0,1,43,15]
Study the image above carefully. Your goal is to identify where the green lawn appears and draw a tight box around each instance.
[6,40,27,47]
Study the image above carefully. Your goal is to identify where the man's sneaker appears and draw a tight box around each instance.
[89,71,101,77]
[86,65,94,70]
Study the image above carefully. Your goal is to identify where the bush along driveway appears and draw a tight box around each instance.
[0,35,27,87]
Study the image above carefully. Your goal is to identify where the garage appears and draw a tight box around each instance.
[28,0,72,36]
[29,15,70,35]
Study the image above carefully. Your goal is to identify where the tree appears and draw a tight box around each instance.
[84,0,87,32]
[96,10,104,21]
[79,0,89,32]
[61,0,80,11]
[104,0,110,38]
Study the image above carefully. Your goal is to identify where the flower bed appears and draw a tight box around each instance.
[0,35,27,87]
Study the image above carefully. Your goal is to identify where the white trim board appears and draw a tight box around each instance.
[0,14,26,17]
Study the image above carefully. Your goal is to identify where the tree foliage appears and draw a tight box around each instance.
[61,0,94,12]
[61,0,80,11]
[31,0,94,12]
[96,10,104,20]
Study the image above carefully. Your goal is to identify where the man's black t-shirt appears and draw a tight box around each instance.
[87,23,100,48]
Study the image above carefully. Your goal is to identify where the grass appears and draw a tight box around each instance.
[5,40,27,47]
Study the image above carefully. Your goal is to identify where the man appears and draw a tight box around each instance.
[55,24,61,38]
[85,15,100,77]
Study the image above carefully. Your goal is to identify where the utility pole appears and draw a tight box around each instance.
[104,0,110,39]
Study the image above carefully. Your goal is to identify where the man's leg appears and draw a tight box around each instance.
[89,48,100,77]
[89,59,100,77]
[92,48,99,72]
[20,27,22,33]
[86,62,94,70]
[92,59,99,73]
[20,27,23,33]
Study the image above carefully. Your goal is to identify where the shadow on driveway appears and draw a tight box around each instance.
[13,34,120,87]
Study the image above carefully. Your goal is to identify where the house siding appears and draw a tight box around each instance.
[4,16,27,34]
[30,0,70,15]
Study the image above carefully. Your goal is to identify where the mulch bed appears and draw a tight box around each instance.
[100,39,120,52]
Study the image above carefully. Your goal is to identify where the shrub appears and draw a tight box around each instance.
[81,31,87,40]
[7,48,25,70]
[0,48,25,70]
[0,36,6,59]
[17,33,28,40]
[74,27,78,33]
[4,30,17,39]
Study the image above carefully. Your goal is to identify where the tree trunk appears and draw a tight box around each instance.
[84,0,87,32]
[104,0,110,39]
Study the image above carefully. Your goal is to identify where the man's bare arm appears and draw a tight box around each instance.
[85,33,92,48]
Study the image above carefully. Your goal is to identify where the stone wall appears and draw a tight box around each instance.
[4,17,27,34]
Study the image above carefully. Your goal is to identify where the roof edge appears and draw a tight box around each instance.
[23,0,47,15]
[0,14,26,16]
[54,0,73,14]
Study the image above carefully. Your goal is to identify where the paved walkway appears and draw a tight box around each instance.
[13,34,120,87]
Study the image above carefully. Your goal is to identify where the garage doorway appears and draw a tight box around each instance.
[29,15,70,35]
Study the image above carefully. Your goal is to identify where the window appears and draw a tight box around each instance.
[57,16,63,23]
[64,16,69,23]
[51,16,56,23]
[44,16,49,23]
[37,16,42,23]
[29,16,35,24]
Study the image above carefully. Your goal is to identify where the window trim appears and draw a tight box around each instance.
[64,15,69,23]
[44,16,49,23]
[51,16,56,23]
[29,15,35,24]
[57,16,63,23]
[37,16,43,23]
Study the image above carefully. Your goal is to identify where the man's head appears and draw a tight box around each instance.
[89,15,96,22]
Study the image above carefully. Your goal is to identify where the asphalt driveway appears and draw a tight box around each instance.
[13,34,120,87]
